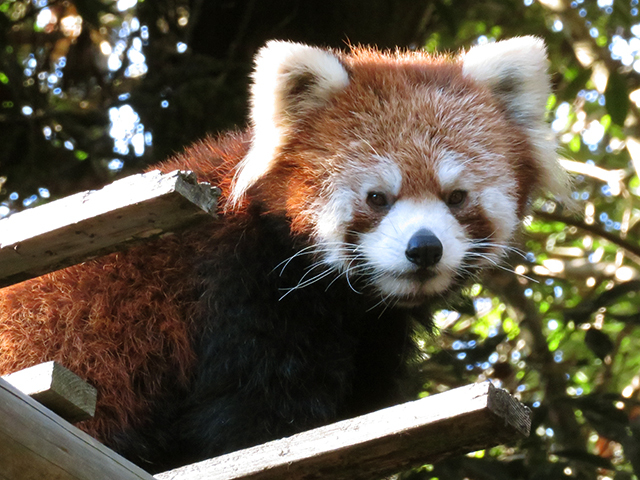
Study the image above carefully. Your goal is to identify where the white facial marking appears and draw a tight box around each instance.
[361,155,403,199]
[313,188,355,267]
[360,199,469,299]
[314,158,403,269]
[437,153,465,190]
[479,186,518,243]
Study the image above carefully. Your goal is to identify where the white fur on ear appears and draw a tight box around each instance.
[461,37,570,201]
[229,41,349,207]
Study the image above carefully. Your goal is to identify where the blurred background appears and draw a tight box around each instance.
[2,1,640,479]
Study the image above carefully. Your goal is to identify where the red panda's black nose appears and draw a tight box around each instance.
[405,229,443,268]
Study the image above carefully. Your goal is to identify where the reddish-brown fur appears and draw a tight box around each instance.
[267,48,539,236]
[0,133,249,442]
[0,231,196,438]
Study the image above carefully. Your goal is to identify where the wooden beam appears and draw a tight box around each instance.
[0,377,154,480]
[156,382,530,480]
[2,361,97,423]
[0,170,220,288]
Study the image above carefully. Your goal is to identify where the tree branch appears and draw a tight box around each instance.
[534,210,640,262]
[488,271,587,453]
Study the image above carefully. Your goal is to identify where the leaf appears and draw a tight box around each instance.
[573,394,629,442]
[585,327,615,360]
[562,67,591,102]
[566,280,640,324]
[569,134,582,152]
[605,70,631,127]
[450,295,476,316]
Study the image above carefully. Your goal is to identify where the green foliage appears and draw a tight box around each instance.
[605,71,630,127]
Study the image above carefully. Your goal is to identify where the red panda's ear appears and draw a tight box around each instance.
[251,41,350,127]
[461,37,571,204]
[461,36,550,127]
[229,41,349,207]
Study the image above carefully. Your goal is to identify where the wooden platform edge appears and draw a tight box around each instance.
[0,376,154,480]
[0,170,220,288]
[2,361,97,423]
[156,382,531,480]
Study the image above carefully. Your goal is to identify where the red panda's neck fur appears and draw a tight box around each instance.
[157,130,251,201]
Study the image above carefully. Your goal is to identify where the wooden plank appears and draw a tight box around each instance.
[0,377,154,480]
[156,382,530,480]
[2,361,97,423]
[0,170,220,288]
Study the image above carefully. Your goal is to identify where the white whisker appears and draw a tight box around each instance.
[279,267,335,300]
[462,251,538,283]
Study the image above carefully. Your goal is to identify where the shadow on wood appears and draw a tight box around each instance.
[0,170,220,288]
[0,376,528,480]
[0,377,154,480]
[156,382,530,480]
[2,361,97,423]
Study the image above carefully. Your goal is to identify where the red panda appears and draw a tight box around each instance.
[0,38,568,472]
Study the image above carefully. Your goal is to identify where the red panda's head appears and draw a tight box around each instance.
[229,39,570,306]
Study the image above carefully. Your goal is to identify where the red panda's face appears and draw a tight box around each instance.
[231,40,570,306]
[305,75,528,305]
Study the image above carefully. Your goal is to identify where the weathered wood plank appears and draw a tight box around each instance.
[156,382,530,480]
[0,170,220,288]
[2,361,97,423]
[0,377,154,480]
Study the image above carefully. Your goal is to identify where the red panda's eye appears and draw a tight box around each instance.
[447,190,467,207]
[366,191,390,209]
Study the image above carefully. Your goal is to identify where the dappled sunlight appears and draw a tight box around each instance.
[0,0,179,216]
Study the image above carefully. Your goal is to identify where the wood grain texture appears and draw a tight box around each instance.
[2,361,97,423]
[156,382,531,480]
[0,377,154,480]
[0,170,220,288]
